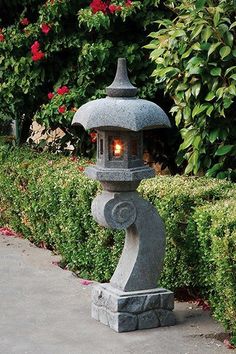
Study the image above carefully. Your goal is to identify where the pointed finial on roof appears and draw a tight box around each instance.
[106,58,137,97]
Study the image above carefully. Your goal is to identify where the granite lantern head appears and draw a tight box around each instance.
[72,58,170,185]
[72,58,175,333]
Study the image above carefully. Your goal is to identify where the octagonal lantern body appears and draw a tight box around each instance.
[72,58,171,182]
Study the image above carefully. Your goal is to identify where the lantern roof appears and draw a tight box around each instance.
[72,58,171,131]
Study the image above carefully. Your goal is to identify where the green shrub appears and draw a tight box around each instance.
[147,0,236,180]
[192,199,236,339]
[139,176,234,289]
[0,146,235,338]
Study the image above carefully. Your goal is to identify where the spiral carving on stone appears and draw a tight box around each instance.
[105,199,136,230]
[112,201,136,227]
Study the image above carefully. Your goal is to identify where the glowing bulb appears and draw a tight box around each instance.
[114,143,122,156]
[113,139,123,157]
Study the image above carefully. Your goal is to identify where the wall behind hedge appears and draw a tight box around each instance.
[0,146,235,337]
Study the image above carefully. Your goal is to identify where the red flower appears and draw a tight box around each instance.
[58,105,66,114]
[109,4,122,13]
[80,279,93,286]
[90,0,107,14]
[41,23,51,34]
[125,0,132,7]
[31,41,40,55]
[0,227,18,237]
[223,339,235,350]
[0,33,5,42]
[32,51,45,61]
[31,41,45,61]
[89,132,97,143]
[20,18,30,26]
[78,166,85,172]
[48,92,54,100]
[57,86,70,95]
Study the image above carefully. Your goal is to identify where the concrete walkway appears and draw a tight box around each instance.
[0,234,233,354]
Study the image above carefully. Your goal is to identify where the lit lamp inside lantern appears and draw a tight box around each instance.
[112,138,124,158]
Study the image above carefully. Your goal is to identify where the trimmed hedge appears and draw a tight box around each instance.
[0,145,236,338]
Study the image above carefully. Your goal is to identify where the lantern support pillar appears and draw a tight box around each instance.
[90,185,175,332]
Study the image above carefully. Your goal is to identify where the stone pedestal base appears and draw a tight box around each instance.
[91,283,175,332]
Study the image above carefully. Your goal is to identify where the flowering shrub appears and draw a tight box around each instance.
[0,0,171,155]
[0,146,235,340]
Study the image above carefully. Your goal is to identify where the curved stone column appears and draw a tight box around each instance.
[91,188,175,332]
[91,190,165,292]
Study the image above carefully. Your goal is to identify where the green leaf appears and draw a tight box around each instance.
[208,42,221,57]
[206,105,214,116]
[192,104,207,117]
[229,21,236,30]
[183,106,191,120]
[192,83,201,98]
[192,25,204,40]
[223,97,233,109]
[228,84,236,95]
[225,32,234,47]
[202,27,213,42]
[181,48,193,59]
[210,67,222,76]
[196,0,207,10]
[176,83,188,91]
[205,92,215,101]
[172,30,186,38]
[216,171,228,179]
[219,46,231,59]
[143,43,158,50]
[184,162,193,174]
[175,110,182,126]
[216,87,225,99]
[206,162,223,176]
[193,135,201,148]
[179,129,196,150]
[191,42,201,51]
[225,66,236,76]
[209,129,219,143]
[213,9,220,27]
[215,145,234,156]
[150,48,165,60]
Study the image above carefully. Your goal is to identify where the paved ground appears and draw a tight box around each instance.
[0,234,234,354]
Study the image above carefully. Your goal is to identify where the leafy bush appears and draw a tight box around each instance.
[0,0,171,150]
[0,146,235,338]
[192,199,236,338]
[147,0,236,180]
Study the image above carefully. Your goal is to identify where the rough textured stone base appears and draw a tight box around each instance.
[91,283,175,332]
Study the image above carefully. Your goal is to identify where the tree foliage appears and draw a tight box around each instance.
[148,0,236,180]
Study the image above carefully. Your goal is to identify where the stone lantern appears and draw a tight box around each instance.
[72,58,175,332]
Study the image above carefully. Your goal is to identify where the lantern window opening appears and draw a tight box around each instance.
[100,138,104,155]
[130,139,138,159]
[109,136,125,160]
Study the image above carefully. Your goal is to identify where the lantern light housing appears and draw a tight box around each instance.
[72,58,171,182]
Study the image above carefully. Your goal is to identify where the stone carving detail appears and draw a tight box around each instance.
[111,201,136,228]
[91,192,136,230]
